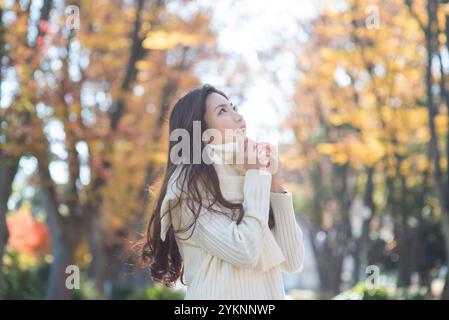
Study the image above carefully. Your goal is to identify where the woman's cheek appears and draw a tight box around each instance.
[226,117,237,128]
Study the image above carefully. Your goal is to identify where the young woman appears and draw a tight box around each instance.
[140,84,305,299]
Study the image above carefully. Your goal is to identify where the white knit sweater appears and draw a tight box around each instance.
[159,142,305,300]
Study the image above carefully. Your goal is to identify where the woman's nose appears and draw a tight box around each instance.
[234,113,243,123]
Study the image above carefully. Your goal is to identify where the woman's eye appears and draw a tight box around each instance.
[218,108,226,115]
[233,105,238,111]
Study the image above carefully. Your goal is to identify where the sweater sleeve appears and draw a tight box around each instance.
[269,192,305,273]
[179,168,272,269]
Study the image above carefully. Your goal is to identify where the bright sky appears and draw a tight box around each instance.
[199,0,320,145]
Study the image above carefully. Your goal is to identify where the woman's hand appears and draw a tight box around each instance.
[257,142,286,193]
[241,137,270,171]
[239,138,286,192]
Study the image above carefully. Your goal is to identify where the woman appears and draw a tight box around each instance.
[140,84,305,299]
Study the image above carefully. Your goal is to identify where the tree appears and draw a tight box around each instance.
[289,0,441,296]
[1,0,227,299]
[406,0,449,298]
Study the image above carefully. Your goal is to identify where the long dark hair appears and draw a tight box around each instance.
[139,84,275,288]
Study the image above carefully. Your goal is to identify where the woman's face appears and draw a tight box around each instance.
[203,92,246,144]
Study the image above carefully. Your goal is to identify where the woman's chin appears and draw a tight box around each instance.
[236,127,246,136]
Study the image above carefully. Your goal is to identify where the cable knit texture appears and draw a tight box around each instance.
[159,142,305,299]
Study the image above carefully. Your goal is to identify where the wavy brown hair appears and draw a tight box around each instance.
[139,84,275,288]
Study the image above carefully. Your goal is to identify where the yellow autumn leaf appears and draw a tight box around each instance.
[441,158,448,171]
[329,114,347,125]
[435,114,448,135]
[331,152,348,165]
[415,154,428,172]
[317,143,336,155]
[143,30,203,50]
[135,60,154,71]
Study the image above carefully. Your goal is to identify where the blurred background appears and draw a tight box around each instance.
[1,0,448,300]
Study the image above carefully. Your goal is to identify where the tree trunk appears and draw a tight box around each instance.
[0,160,20,297]
[398,174,413,287]
[423,0,449,299]
[38,160,82,299]
[352,166,375,286]
[46,236,77,299]
[86,206,107,295]
[442,268,449,300]
[309,162,354,297]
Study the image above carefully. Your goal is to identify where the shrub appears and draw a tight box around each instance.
[128,284,185,300]
[2,250,50,299]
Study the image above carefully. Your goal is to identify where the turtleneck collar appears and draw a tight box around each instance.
[204,141,246,176]
[204,141,246,203]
